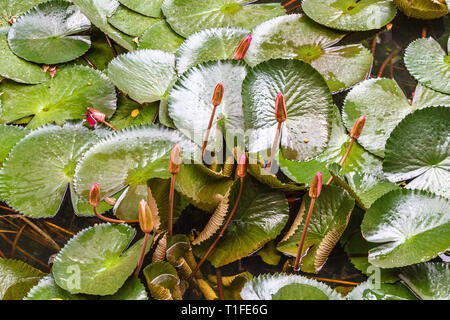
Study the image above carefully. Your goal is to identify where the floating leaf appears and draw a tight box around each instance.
[404,37,450,95]
[0,125,29,168]
[169,60,247,153]
[0,258,45,300]
[109,95,159,130]
[161,0,285,38]
[176,27,249,75]
[0,0,48,25]
[383,107,450,198]
[119,0,164,17]
[399,262,450,300]
[393,0,449,19]
[240,273,343,300]
[347,281,417,300]
[0,65,117,129]
[246,14,373,93]
[243,59,333,162]
[247,161,306,192]
[143,261,179,300]
[194,175,289,267]
[302,0,397,31]
[53,223,151,295]
[7,1,91,64]
[138,21,184,53]
[277,185,355,273]
[107,5,160,36]
[108,49,176,103]
[361,189,450,268]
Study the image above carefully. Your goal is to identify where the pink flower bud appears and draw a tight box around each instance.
[233,34,252,60]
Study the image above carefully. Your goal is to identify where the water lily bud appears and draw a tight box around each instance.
[86,112,96,127]
[350,115,366,139]
[237,154,247,178]
[168,143,181,175]
[87,107,106,123]
[233,34,252,60]
[139,199,153,233]
[275,92,287,123]
[309,172,322,199]
[212,82,224,106]
[89,183,100,208]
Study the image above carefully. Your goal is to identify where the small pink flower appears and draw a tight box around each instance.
[233,34,252,60]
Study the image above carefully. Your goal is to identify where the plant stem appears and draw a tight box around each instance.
[216,268,224,300]
[293,198,316,271]
[102,121,118,132]
[201,104,218,161]
[326,138,355,185]
[11,224,26,259]
[82,56,97,70]
[168,173,176,237]
[310,276,359,286]
[105,35,117,57]
[93,206,138,224]
[134,232,149,277]
[266,122,282,171]
[377,49,399,78]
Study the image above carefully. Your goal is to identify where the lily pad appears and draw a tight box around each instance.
[302,0,397,31]
[161,0,285,38]
[393,0,449,19]
[0,258,45,300]
[109,95,159,130]
[7,1,91,64]
[138,21,184,53]
[107,49,177,103]
[194,175,289,267]
[176,27,249,75]
[246,14,373,93]
[0,125,29,167]
[0,122,112,217]
[243,59,333,162]
[0,0,48,25]
[383,107,450,198]
[399,262,450,300]
[240,273,343,300]
[404,37,450,94]
[361,189,450,268]
[143,261,179,300]
[53,223,151,295]
[277,185,355,273]
[347,281,417,300]
[108,5,160,36]
[0,28,49,84]
[119,0,164,17]
[0,65,117,129]
[169,60,247,153]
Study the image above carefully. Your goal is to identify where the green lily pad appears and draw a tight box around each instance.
[158,99,175,128]
[176,27,249,75]
[119,0,164,17]
[383,107,450,198]
[72,0,136,51]
[277,185,355,273]
[0,65,117,129]
[143,261,179,300]
[107,49,177,103]
[0,258,46,300]
[246,14,373,93]
[393,0,449,20]
[108,5,160,36]
[0,28,49,84]
[194,175,289,267]
[302,0,397,31]
[399,262,450,300]
[7,1,91,64]
[405,37,450,94]
[361,189,450,268]
[161,0,285,38]
[347,281,417,300]
[0,125,29,168]
[109,95,158,130]
[138,21,184,53]
[240,273,343,300]
[0,0,48,25]
[0,122,113,217]
[243,59,333,162]
[53,223,151,295]
[169,60,247,153]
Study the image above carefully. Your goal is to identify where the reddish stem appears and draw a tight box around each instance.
[216,268,224,300]
[293,198,316,271]
[266,122,282,170]
[134,232,150,277]
[93,206,138,224]
[326,138,355,185]
[168,174,176,237]
[201,104,218,161]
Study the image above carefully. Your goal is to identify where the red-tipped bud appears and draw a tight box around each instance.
[237,154,247,178]
[350,115,366,139]
[309,172,322,199]
[86,112,96,127]
[89,183,100,208]
[233,34,252,60]
[139,199,153,233]
[212,82,224,106]
[87,107,106,123]
[168,143,181,175]
[275,92,287,123]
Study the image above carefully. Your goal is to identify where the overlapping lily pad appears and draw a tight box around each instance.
[404,37,450,94]
[243,59,333,162]
[240,273,343,300]
[176,27,249,74]
[245,14,373,93]
[0,65,117,129]
[108,5,160,36]
[138,21,184,53]
[347,281,417,300]
[52,223,150,295]
[302,0,397,31]
[109,95,158,130]
[383,107,450,198]
[394,0,449,20]
[0,0,48,25]
[7,1,91,64]
[0,125,29,168]
[108,49,177,103]
[143,261,179,300]
[361,189,450,268]
[119,0,164,17]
